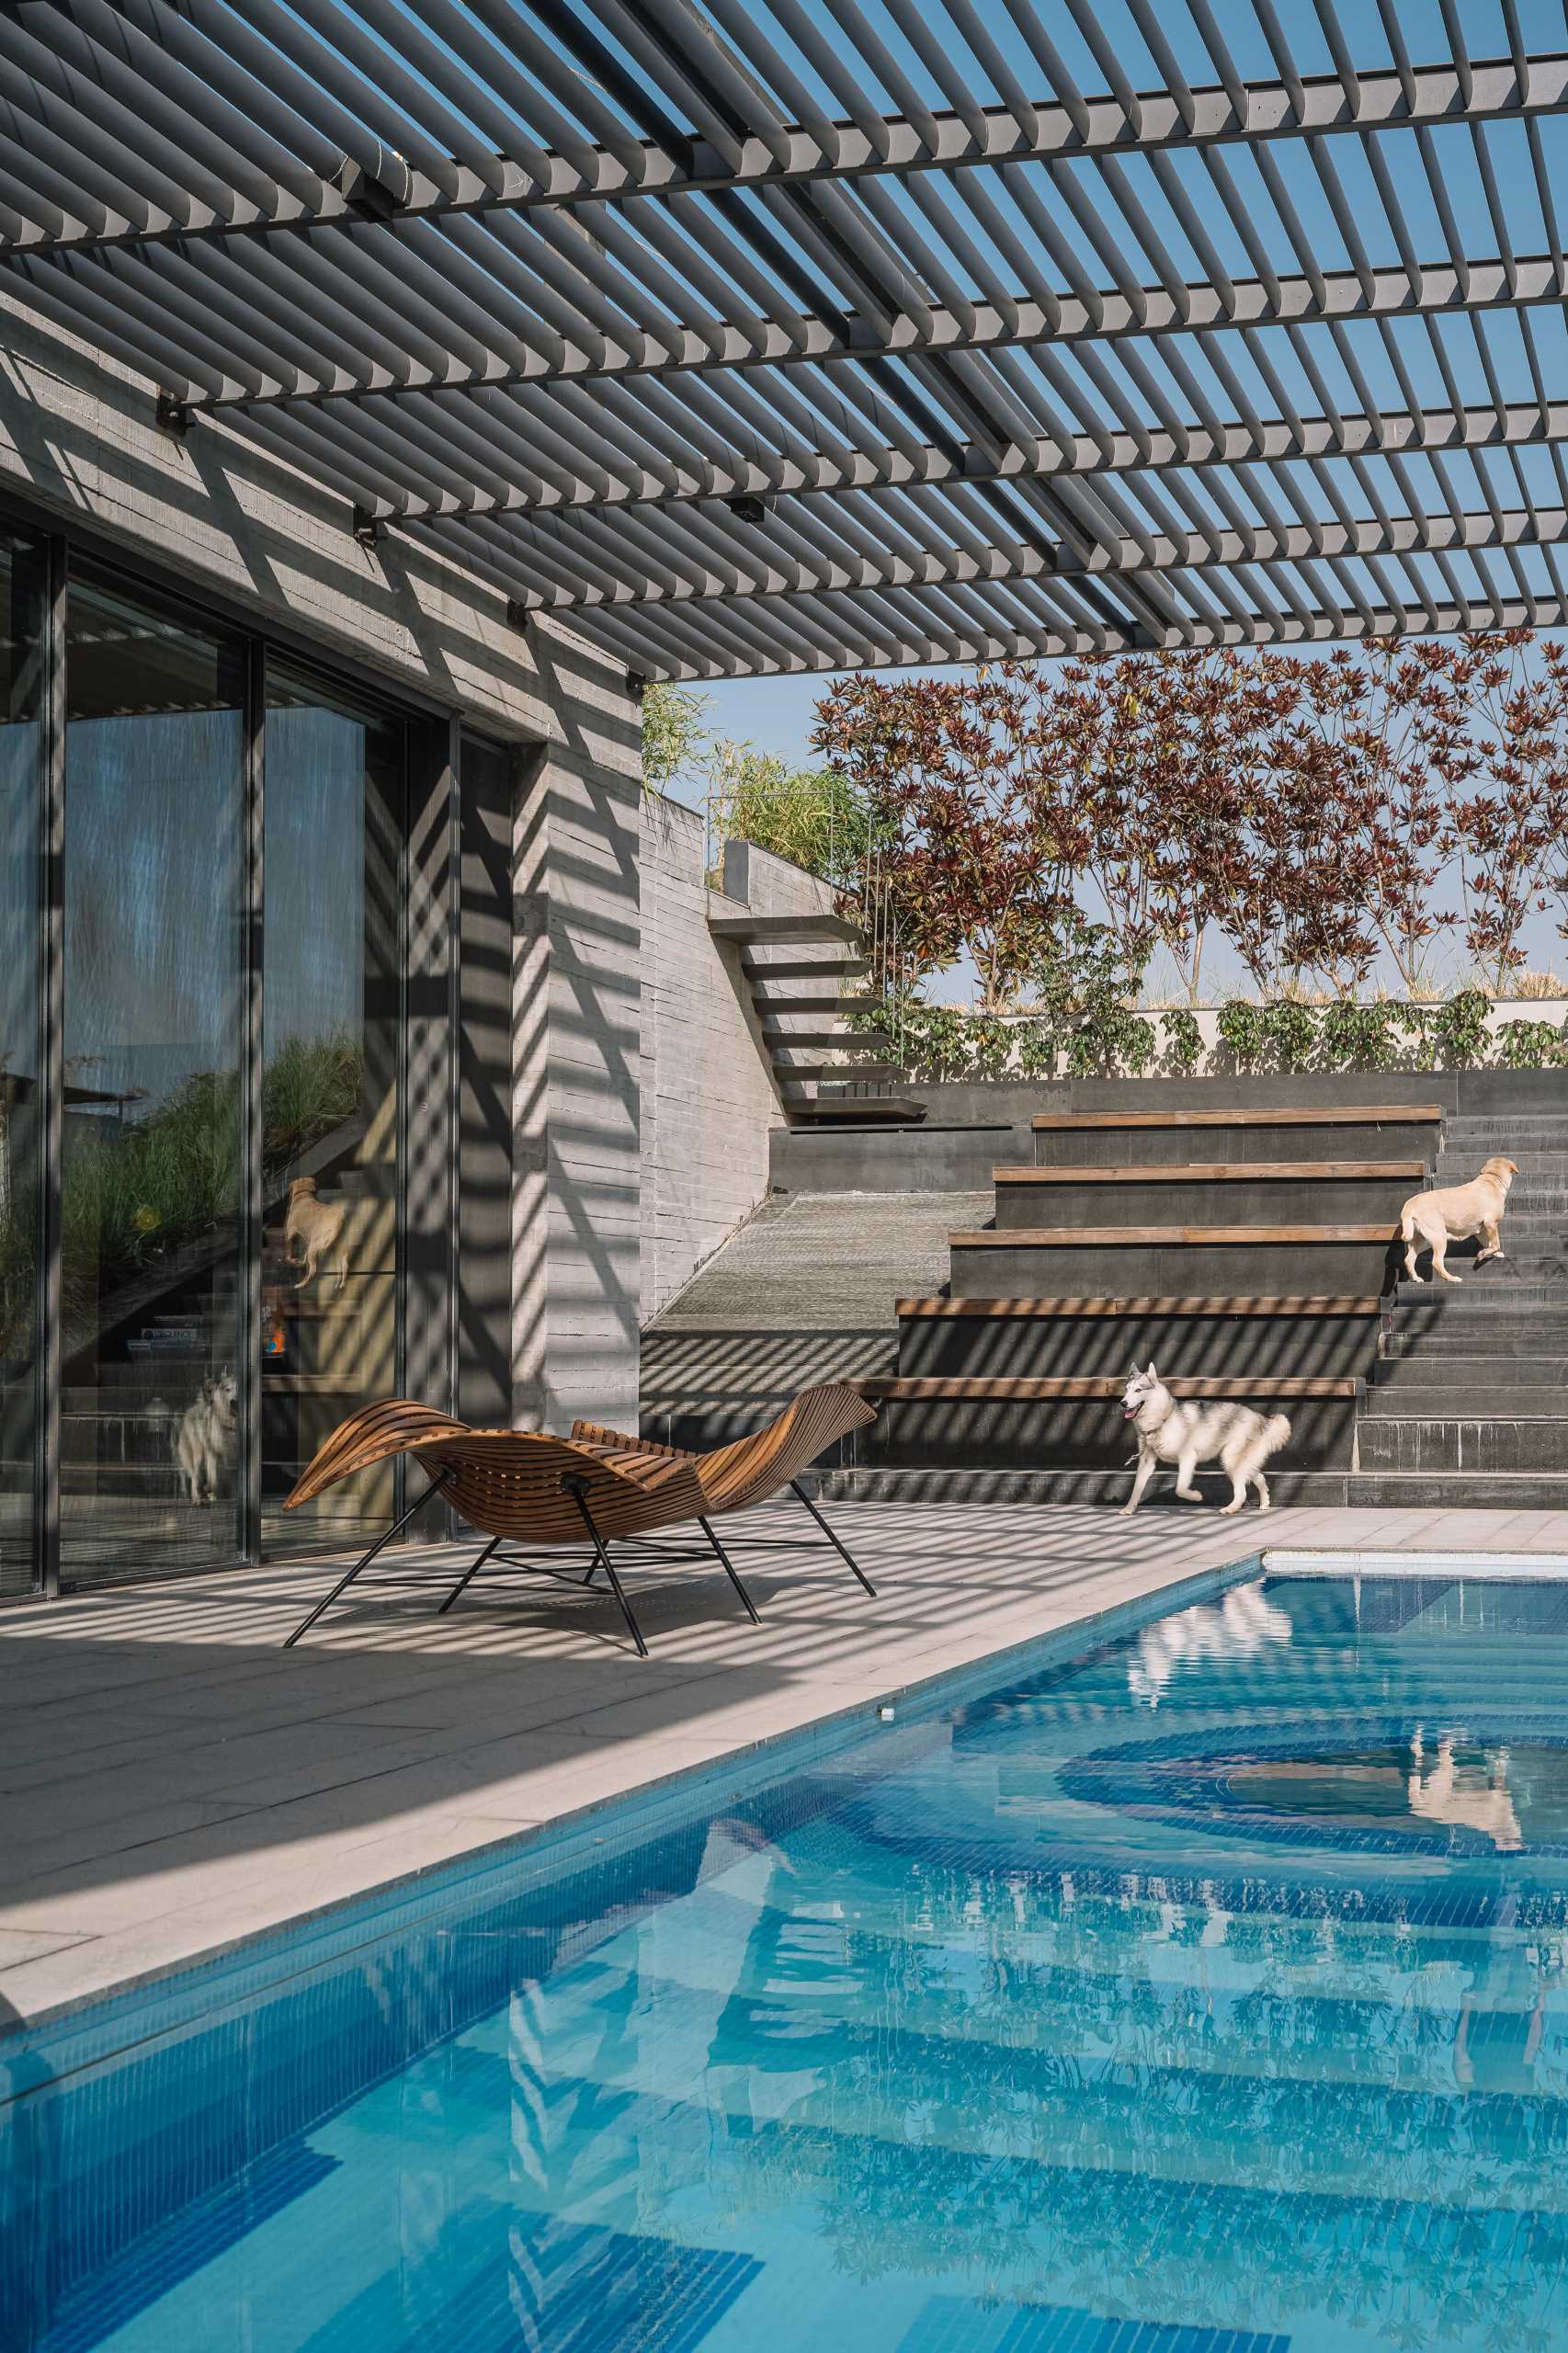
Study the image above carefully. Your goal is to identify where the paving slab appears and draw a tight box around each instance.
[1,1498,1564,2026]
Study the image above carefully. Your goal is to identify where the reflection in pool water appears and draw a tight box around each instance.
[6,1573,1568,2352]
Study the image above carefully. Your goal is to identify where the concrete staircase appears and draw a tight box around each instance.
[640,1079,1568,1510]
[709,908,924,1126]
[639,1188,988,1448]
[1360,1108,1568,1483]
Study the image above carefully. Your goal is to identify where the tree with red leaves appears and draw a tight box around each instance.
[1434,632,1568,992]
[812,663,1113,1012]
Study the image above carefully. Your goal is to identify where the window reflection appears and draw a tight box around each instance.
[0,531,44,1596]
[61,577,245,1584]
[262,664,404,1551]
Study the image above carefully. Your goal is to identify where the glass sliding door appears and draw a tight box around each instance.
[0,531,45,1597]
[62,577,247,1585]
[262,663,404,1552]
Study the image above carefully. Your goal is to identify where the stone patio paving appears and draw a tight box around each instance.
[4,1497,1567,2028]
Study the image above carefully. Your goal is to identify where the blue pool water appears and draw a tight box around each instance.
[7,1567,1568,2353]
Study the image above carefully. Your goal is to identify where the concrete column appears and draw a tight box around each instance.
[511,628,642,1435]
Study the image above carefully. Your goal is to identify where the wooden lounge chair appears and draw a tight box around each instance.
[278,1383,876,1654]
[572,1382,881,1601]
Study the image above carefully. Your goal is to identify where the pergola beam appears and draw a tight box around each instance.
[540,590,1568,680]
[364,395,1568,523]
[154,252,1568,411]
[489,503,1568,618]
[6,44,1566,254]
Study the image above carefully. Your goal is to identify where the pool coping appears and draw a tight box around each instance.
[0,1544,1267,2096]
[1266,1548,1568,1578]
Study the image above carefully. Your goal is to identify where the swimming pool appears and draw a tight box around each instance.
[6,1563,1568,2352]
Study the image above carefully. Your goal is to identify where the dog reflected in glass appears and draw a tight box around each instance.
[174,1367,237,1506]
[284,1176,347,1294]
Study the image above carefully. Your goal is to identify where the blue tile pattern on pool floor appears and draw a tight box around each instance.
[7,1571,1568,2350]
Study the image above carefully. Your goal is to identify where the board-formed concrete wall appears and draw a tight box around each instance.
[0,293,642,1437]
[639,800,836,1322]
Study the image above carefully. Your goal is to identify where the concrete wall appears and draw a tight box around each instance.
[638,801,835,1321]
[0,294,642,1436]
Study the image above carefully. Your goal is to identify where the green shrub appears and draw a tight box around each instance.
[1425,990,1492,1068]
[1160,1007,1204,1076]
[1217,1000,1267,1069]
[1261,1000,1317,1073]
[1015,1020,1058,1080]
[1317,1000,1406,1072]
[1065,1006,1156,1079]
[967,1014,1015,1080]
[1495,1018,1566,1070]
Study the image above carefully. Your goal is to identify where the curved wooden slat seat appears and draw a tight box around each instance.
[573,1381,875,1514]
[279,1382,879,1651]
[571,1381,880,1596]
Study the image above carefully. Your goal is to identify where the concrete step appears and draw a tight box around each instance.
[951,1228,1398,1296]
[1034,1109,1441,1169]
[741,954,870,980]
[897,1296,1381,1382]
[710,911,860,942]
[1387,1326,1568,1357]
[1358,1416,1568,1472]
[817,1465,1568,1508]
[751,995,884,1015]
[761,1027,893,1050]
[1364,1385,1566,1417]
[994,1163,1416,1228]
[640,1325,897,1452]
[849,1383,1358,1472]
[1370,1352,1568,1389]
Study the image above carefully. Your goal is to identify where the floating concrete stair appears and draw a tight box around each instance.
[740,953,870,980]
[949,1224,1399,1296]
[763,1028,895,1050]
[720,907,924,1127]
[1032,1104,1444,1167]
[896,1295,1383,1381]
[994,1159,1423,1227]
[710,910,862,943]
[756,995,885,1015]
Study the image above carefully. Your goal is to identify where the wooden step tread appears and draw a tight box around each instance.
[994,1160,1426,1184]
[778,1061,901,1083]
[710,911,860,942]
[896,1295,1384,1319]
[952,1225,1395,1245]
[863,1375,1363,1401]
[1032,1105,1444,1131]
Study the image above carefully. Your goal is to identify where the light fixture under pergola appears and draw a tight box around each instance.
[6,0,1568,677]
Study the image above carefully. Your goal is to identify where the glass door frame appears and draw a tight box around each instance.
[6,495,462,1600]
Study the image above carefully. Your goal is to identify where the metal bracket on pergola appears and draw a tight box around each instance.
[6,0,1568,677]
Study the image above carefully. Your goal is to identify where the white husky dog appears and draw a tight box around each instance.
[1398,1155,1519,1285]
[174,1368,237,1506]
[1119,1363,1290,1518]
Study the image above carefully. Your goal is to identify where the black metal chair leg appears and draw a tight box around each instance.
[699,1515,761,1623]
[282,1472,449,1647]
[790,1478,877,1597]
[437,1533,501,1616]
[565,1483,649,1657]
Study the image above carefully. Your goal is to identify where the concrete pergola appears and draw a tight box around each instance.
[7,0,1568,676]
